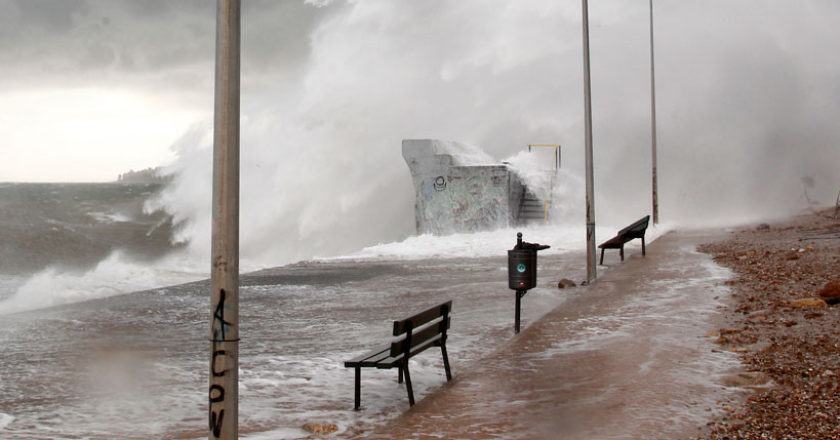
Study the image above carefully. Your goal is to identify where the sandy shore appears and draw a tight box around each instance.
[699,209,840,439]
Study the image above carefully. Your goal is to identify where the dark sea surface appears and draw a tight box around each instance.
[1,251,581,439]
[0,182,176,277]
[0,183,738,440]
[0,183,582,438]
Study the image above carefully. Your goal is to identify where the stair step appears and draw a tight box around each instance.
[519,186,550,223]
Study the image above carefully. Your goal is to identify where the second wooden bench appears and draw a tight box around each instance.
[598,215,650,264]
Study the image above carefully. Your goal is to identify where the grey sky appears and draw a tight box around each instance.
[1,0,839,230]
[0,1,323,88]
[0,0,327,181]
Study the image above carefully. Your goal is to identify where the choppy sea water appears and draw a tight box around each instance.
[3,182,715,439]
[0,182,175,276]
[0,255,585,439]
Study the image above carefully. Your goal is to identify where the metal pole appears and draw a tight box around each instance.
[209,1,240,439]
[581,0,597,283]
[649,0,659,225]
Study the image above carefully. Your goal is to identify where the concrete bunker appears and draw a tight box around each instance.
[402,139,551,235]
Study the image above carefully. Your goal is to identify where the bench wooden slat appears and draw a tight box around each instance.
[346,316,451,367]
[345,333,445,370]
[377,334,443,368]
[344,347,392,368]
[600,216,649,248]
[393,300,452,336]
[597,215,650,264]
[389,316,450,357]
[617,215,649,236]
[598,236,628,248]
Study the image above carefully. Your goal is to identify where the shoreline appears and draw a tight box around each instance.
[7,217,834,438]
[698,209,840,438]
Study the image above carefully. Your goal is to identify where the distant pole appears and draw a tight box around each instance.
[649,0,659,225]
[209,1,240,440]
[581,0,597,283]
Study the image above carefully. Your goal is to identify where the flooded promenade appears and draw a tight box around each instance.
[356,231,743,440]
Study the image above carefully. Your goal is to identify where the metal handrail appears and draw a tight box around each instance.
[527,143,562,171]
[835,188,840,218]
[521,144,562,224]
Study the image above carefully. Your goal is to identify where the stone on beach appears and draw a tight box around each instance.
[817,280,840,304]
[787,298,828,309]
[701,209,840,439]
[302,422,339,436]
[721,371,772,389]
[557,278,577,289]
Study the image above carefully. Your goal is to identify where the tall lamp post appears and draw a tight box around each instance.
[581,0,597,283]
[209,1,241,439]
[649,0,659,225]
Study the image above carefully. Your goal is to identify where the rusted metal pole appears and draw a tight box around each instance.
[649,0,660,225]
[209,1,240,439]
[581,0,597,283]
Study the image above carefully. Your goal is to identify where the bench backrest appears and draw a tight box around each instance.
[617,215,650,238]
[390,301,452,358]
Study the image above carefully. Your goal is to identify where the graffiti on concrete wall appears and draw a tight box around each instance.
[403,139,525,235]
[418,166,509,234]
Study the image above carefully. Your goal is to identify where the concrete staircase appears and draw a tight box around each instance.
[518,190,548,224]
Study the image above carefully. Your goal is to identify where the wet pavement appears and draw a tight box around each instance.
[0,230,744,439]
[354,231,743,440]
[0,248,583,439]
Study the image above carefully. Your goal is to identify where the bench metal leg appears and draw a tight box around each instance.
[398,366,403,384]
[642,237,646,256]
[403,361,415,406]
[599,248,605,265]
[354,366,361,410]
[620,246,624,261]
[441,342,452,381]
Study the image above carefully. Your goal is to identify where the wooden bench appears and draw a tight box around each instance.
[344,301,453,410]
[598,215,650,265]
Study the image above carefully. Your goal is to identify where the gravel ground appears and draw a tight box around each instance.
[699,209,840,439]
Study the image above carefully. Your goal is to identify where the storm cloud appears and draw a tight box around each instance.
[0,0,325,94]
[2,0,840,257]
